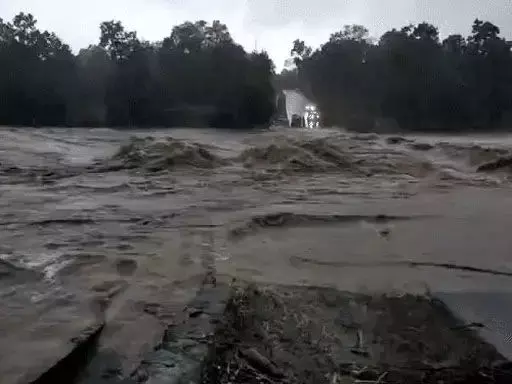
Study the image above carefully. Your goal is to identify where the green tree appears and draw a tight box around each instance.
[291,19,512,131]
[0,12,77,125]
[71,45,113,125]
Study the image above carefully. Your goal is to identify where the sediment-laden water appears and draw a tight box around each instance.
[2,127,512,383]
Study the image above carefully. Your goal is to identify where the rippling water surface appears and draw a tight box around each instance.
[2,126,512,382]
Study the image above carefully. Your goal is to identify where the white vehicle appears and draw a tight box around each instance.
[304,104,320,128]
[281,90,321,128]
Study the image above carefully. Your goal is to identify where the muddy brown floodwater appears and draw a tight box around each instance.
[2,127,512,383]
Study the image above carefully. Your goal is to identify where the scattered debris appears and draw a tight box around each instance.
[200,284,509,384]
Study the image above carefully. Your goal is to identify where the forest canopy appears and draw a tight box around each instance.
[0,13,276,128]
[1,12,512,131]
[280,20,512,131]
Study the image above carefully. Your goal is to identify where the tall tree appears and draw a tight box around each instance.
[0,13,76,125]
[291,19,512,131]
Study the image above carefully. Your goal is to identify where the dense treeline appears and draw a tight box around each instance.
[0,13,275,128]
[283,20,512,131]
[3,13,512,132]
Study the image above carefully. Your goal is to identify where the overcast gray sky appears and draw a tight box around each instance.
[1,0,511,70]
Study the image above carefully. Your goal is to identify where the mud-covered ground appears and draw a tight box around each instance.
[203,283,511,384]
[2,127,512,383]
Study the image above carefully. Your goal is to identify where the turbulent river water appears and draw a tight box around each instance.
[2,126,512,382]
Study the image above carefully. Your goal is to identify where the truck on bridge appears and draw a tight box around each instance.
[275,89,321,128]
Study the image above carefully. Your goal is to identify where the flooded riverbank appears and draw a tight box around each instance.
[1,127,512,383]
